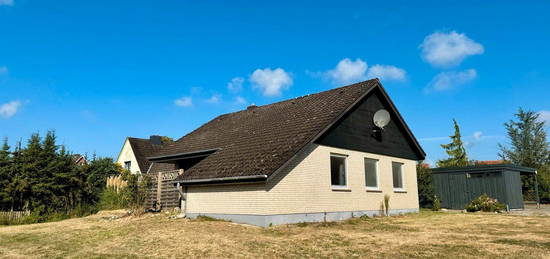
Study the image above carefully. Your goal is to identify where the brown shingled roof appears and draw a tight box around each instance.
[127,137,166,172]
[151,79,423,182]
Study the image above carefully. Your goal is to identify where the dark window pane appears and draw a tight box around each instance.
[392,162,403,188]
[331,156,346,186]
[124,161,131,171]
[365,158,378,188]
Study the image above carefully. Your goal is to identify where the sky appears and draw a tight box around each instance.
[1,0,549,165]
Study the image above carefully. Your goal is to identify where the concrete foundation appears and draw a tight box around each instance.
[186,208,419,227]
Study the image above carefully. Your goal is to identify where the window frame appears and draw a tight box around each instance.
[124,161,131,171]
[330,153,349,190]
[392,161,406,192]
[364,157,381,191]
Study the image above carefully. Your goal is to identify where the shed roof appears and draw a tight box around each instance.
[431,164,537,174]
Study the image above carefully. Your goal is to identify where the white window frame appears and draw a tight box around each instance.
[364,158,381,191]
[330,153,349,190]
[392,161,406,192]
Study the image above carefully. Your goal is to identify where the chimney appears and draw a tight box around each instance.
[150,135,162,145]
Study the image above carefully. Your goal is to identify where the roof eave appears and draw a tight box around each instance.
[148,148,220,162]
[432,164,537,174]
[172,174,268,185]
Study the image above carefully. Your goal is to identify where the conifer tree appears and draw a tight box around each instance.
[0,138,11,210]
[498,108,550,202]
[437,119,469,167]
[498,108,550,168]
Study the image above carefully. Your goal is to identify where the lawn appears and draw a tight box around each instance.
[0,210,549,258]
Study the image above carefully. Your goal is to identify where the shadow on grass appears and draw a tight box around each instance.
[494,239,550,249]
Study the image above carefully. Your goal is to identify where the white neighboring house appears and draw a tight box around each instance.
[116,136,169,174]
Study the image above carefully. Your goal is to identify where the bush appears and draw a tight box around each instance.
[432,196,441,211]
[383,194,390,216]
[98,171,152,213]
[417,163,435,208]
[465,194,506,212]
[537,166,550,204]
[98,188,128,210]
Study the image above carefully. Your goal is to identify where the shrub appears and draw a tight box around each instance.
[98,171,152,213]
[465,194,506,212]
[432,196,441,211]
[98,187,127,210]
[417,163,435,208]
[383,194,390,216]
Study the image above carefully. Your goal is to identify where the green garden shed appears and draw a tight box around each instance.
[431,164,538,210]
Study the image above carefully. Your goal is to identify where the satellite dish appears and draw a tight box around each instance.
[373,109,390,129]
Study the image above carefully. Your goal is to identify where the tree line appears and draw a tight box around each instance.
[0,131,121,218]
[418,108,550,207]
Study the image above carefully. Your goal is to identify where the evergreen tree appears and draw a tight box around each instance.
[498,108,550,168]
[437,119,469,167]
[82,157,122,203]
[0,138,11,210]
[0,131,125,220]
[498,108,550,202]
[6,141,23,211]
[416,162,435,208]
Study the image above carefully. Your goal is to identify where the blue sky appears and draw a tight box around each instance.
[1,0,549,165]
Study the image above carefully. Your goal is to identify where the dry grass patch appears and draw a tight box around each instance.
[0,210,549,258]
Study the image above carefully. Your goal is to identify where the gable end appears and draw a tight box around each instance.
[315,85,425,160]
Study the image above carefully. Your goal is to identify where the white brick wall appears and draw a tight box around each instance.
[186,144,419,215]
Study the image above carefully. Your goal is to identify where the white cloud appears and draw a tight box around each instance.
[426,69,477,92]
[420,31,484,68]
[227,77,244,93]
[234,96,247,105]
[174,96,193,107]
[0,0,13,6]
[325,58,368,85]
[473,131,483,141]
[538,110,550,125]
[249,68,293,97]
[367,65,406,81]
[321,58,407,85]
[206,94,221,104]
[0,100,21,118]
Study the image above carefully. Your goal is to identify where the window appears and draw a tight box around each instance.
[124,161,131,171]
[330,154,347,187]
[392,162,404,190]
[364,158,379,190]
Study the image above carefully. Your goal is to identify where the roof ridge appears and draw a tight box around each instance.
[169,79,379,144]
[248,79,377,109]
[221,79,377,116]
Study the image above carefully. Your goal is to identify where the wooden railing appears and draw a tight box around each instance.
[146,169,184,210]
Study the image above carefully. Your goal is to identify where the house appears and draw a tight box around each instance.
[116,135,174,174]
[72,154,87,166]
[474,160,505,165]
[148,79,426,226]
